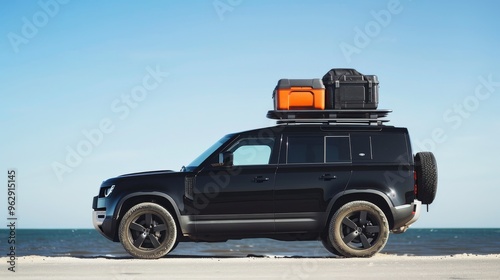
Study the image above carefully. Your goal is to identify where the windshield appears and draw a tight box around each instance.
[185,134,233,170]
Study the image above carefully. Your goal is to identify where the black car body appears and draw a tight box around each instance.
[93,121,437,258]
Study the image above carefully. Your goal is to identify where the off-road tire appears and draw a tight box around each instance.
[414,152,438,204]
[320,233,342,256]
[328,201,389,258]
[118,202,177,259]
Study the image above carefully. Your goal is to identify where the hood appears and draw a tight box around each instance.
[118,170,177,177]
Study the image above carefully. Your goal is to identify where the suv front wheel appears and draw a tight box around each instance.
[118,202,177,259]
[326,201,389,258]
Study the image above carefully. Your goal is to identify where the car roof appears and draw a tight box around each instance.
[234,124,408,136]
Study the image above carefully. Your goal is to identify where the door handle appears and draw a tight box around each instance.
[253,176,270,183]
[320,174,337,181]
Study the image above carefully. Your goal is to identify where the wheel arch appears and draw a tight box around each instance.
[113,192,183,241]
[325,190,395,230]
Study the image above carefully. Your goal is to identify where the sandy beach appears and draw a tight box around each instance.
[2,254,499,279]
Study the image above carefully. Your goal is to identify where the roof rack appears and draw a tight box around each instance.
[266,109,392,125]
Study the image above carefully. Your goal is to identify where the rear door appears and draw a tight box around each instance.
[274,133,352,232]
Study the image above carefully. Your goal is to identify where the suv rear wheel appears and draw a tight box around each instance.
[327,201,389,258]
[118,202,177,259]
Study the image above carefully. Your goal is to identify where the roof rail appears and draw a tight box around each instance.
[266,109,392,125]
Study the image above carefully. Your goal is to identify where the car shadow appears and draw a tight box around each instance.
[73,254,341,260]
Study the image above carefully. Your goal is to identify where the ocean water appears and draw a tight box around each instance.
[1,228,499,258]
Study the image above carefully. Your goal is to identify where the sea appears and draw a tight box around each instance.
[1,228,499,258]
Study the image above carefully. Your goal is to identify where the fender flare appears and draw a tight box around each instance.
[324,189,394,226]
[114,191,184,228]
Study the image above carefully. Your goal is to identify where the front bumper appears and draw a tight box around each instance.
[92,210,110,238]
[391,199,422,233]
[92,195,115,241]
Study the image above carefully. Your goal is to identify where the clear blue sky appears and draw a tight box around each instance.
[1,0,499,228]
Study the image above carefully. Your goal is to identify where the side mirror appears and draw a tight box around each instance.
[219,151,233,167]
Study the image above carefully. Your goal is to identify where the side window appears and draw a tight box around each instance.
[229,138,274,166]
[287,136,351,164]
[325,136,351,162]
[287,136,324,163]
[371,134,409,162]
[351,135,373,161]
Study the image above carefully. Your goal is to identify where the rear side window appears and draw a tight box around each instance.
[371,134,409,163]
[287,136,351,164]
[351,135,373,161]
[325,136,351,162]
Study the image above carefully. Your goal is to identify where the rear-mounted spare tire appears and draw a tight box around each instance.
[414,152,438,204]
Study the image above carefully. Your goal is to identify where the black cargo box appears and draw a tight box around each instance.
[322,68,379,109]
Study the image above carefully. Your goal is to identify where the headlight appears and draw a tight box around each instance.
[104,185,115,197]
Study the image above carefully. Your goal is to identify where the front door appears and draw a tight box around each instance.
[193,136,278,234]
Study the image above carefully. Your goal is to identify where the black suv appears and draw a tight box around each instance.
[92,110,437,259]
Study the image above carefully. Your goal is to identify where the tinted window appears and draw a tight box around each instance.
[371,134,408,162]
[351,135,372,161]
[325,136,351,162]
[287,136,323,163]
[287,136,351,164]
